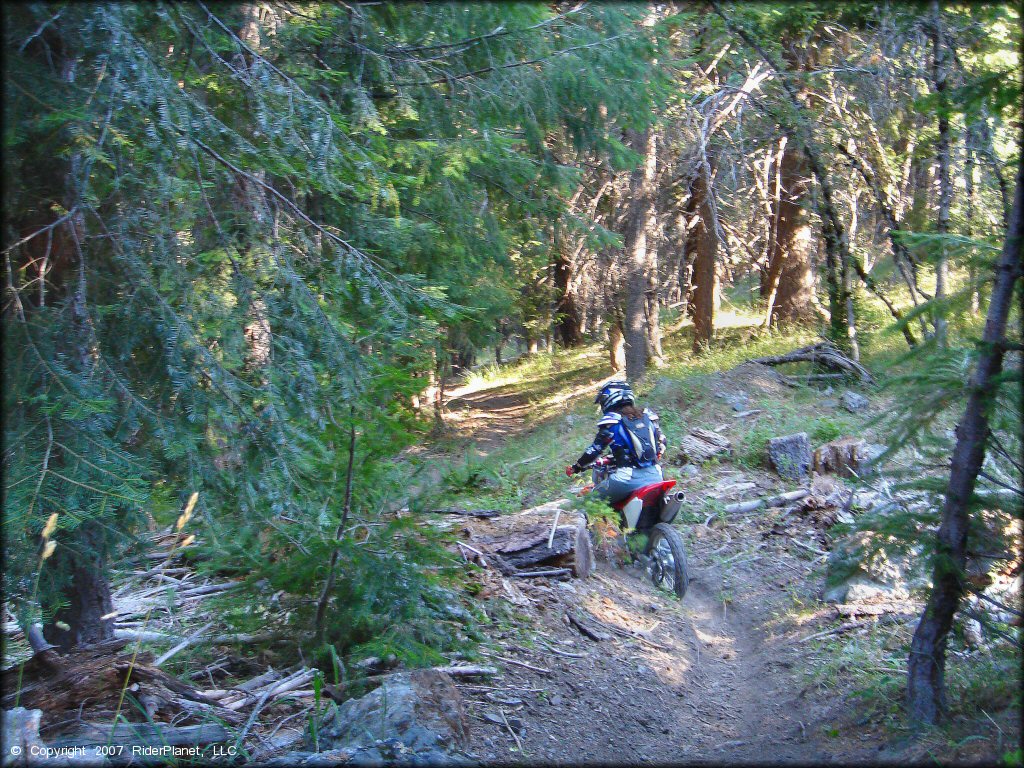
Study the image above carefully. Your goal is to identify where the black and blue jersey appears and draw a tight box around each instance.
[573,408,666,471]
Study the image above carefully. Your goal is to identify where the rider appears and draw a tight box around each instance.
[565,381,667,504]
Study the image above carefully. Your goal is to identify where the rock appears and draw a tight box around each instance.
[2,708,46,767]
[844,578,896,602]
[726,392,750,411]
[314,670,471,764]
[676,428,731,465]
[767,432,811,480]
[962,615,985,648]
[680,464,700,478]
[841,391,869,413]
[825,531,931,604]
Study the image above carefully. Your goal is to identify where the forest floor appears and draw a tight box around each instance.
[4,323,1016,766]
[422,336,1018,765]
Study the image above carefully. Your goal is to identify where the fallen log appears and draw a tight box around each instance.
[750,341,875,385]
[834,602,921,618]
[0,640,244,731]
[507,568,571,579]
[424,509,501,518]
[154,621,216,667]
[723,489,809,515]
[48,722,229,750]
[368,664,498,680]
[566,611,611,642]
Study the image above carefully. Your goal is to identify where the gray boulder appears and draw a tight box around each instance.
[767,432,812,480]
[313,670,472,765]
[2,708,45,768]
[841,391,869,413]
[824,531,930,603]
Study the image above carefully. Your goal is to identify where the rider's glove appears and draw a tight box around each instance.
[565,464,578,477]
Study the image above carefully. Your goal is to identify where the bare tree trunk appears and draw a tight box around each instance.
[623,127,658,381]
[608,317,626,374]
[931,0,951,346]
[760,137,786,308]
[764,139,814,325]
[842,193,860,362]
[964,130,979,315]
[681,186,700,318]
[314,407,357,645]
[907,159,1022,725]
[554,249,584,347]
[44,521,115,651]
[691,156,720,351]
[837,143,921,346]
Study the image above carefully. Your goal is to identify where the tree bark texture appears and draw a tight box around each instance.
[691,156,721,351]
[44,523,115,651]
[906,159,1022,725]
[554,250,584,347]
[608,318,626,374]
[764,139,815,325]
[623,127,659,382]
[964,130,979,315]
[931,0,951,345]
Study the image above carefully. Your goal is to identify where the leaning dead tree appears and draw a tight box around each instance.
[906,159,1023,725]
[749,340,875,384]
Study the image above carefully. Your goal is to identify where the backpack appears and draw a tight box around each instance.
[600,410,659,468]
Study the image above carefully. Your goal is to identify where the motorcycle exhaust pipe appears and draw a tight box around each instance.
[660,489,686,523]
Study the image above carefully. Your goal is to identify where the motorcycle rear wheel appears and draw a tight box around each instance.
[643,523,688,599]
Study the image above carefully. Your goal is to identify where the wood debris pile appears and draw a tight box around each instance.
[438,501,594,580]
[1,525,321,761]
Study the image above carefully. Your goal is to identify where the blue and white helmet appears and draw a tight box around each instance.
[595,380,635,414]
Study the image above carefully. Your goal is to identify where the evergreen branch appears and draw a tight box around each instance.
[1,207,79,257]
[182,130,413,313]
[45,470,141,502]
[384,4,586,56]
[396,34,627,87]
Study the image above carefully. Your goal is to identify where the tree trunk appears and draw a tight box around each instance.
[681,186,700,318]
[623,127,658,382]
[37,35,116,653]
[44,523,114,651]
[691,156,720,351]
[931,0,951,346]
[964,130,979,315]
[608,318,626,374]
[842,193,860,362]
[760,137,786,304]
[645,269,664,363]
[554,251,584,347]
[763,139,814,325]
[906,159,1022,725]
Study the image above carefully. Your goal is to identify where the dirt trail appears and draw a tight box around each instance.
[441,376,888,763]
[442,382,534,454]
[460,552,883,764]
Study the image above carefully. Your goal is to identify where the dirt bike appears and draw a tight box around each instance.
[576,456,689,599]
